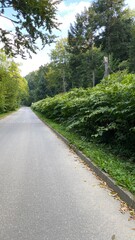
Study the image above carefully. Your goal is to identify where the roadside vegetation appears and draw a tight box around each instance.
[0,51,29,114]
[0,111,16,120]
[33,110,135,195]
[32,71,135,195]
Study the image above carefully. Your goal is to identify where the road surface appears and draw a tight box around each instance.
[0,107,134,240]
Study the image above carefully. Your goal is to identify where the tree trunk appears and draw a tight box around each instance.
[92,69,96,87]
[62,69,66,92]
[103,56,109,78]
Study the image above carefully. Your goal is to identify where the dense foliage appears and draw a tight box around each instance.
[67,0,135,85]
[25,38,104,104]
[0,51,29,112]
[25,65,49,104]
[0,0,61,58]
[25,39,71,104]
[32,71,135,160]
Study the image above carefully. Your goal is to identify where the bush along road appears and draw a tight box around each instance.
[32,72,135,198]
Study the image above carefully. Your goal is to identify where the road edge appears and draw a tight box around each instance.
[37,114,135,210]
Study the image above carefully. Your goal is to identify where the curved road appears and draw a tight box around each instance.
[0,107,134,240]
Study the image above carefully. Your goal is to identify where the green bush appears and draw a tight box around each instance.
[32,71,135,159]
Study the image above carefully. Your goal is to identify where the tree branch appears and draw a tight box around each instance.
[0,14,19,25]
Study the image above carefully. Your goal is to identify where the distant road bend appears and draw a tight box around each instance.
[0,107,134,240]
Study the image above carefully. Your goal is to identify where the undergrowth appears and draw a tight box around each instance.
[0,110,16,119]
[33,110,135,195]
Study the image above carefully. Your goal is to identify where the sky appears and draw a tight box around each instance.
[0,0,135,76]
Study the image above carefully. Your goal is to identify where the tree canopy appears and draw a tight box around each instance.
[0,0,61,58]
[92,0,134,61]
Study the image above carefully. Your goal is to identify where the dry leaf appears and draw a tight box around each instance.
[99,182,107,189]
[120,207,128,213]
[129,210,135,216]
[120,202,129,214]
[129,215,135,221]
[109,191,118,198]
[111,234,116,240]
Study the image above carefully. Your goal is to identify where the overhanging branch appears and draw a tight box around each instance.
[0,14,19,25]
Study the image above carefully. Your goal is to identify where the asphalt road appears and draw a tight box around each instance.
[0,107,134,240]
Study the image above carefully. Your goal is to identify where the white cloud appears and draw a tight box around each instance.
[58,1,76,13]
[0,15,14,30]
[125,0,135,9]
[57,1,90,34]
[17,47,51,76]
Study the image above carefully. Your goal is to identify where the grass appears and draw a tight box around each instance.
[0,108,20,120]
[33,110,135,195]
[0,111,14,119]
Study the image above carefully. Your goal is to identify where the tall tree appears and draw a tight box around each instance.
[47,38,71,92]
[68,7,95,55]
[35,66,48,100]
[25,71,38,104]
[25,65,48,104]
[93,0,134,62]
[129,23,135,72]
[68,7,103,87]
[0,0,61,58]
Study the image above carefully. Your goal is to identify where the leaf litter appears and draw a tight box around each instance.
[69,146,135,225]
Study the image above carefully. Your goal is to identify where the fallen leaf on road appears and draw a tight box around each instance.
[99,182,107,189]
[109,191,118,198]
[111,234,116,240]
[129,213,135,221]
[129,210,135,216]
[120,202,129,214]
[119,202,135,221]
